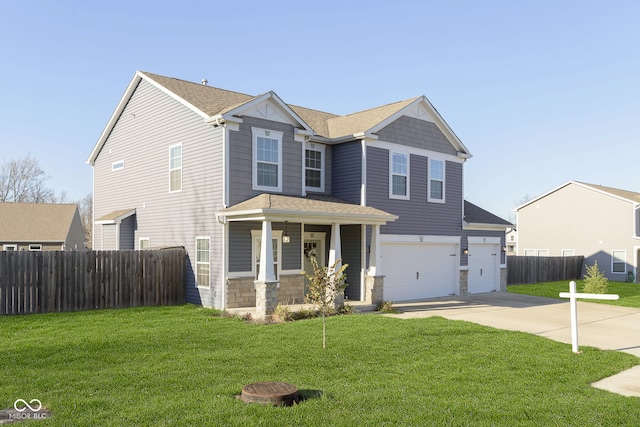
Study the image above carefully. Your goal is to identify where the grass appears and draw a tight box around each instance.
[1,304,639,426]
[508,280,640,308]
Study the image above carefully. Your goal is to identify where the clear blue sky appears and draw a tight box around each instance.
[1,0,638,220]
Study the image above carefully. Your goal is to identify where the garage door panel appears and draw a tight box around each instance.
[382,242,458,301]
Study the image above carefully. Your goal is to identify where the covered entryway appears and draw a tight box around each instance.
[467,237,500,293]
[381,236,459,301]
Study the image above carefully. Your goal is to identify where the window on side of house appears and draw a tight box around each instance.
[196,237,211,288]
[112,160,125,171]
[305,143,325,192]
[390,152,409,199]
[537,249,549,256]
[252,128,283,192]
[139,238,150,250]
[562,249,575,257]
[169,144,182,192]
[612,250,626,274]
[252,230,282,280]
[524,249,535,256]
[3,244,18,251]
[428,158,445,202]
[29,244,42,251]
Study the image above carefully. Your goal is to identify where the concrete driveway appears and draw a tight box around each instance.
[384,292,640,397]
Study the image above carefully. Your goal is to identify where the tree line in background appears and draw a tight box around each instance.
[0,154,93,248]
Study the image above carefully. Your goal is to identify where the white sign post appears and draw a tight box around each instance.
[559,281,619,353]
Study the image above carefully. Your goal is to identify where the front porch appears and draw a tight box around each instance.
[217,194,397,319]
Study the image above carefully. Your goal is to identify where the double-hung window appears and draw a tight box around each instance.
[196,237,211,287]
[169,144,182,192]
[305,143,325,192]
[612,250,626,274]
[428,158,445,202]
[253,128,283,192]
[390,152,409,199]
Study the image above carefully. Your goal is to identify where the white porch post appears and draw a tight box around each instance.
[255,220,278,319]
[258,220,275,282]
[328,223,341,269]
[365,224,385,305]
[368,224,381,276]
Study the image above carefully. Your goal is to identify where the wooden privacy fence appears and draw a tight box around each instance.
[507,255,584,285]
[0,248,186,315]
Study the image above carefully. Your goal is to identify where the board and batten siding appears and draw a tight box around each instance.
[93,78,225,308]
[366,146,463,236]
[331,141,362,204]
[227,117,302,206]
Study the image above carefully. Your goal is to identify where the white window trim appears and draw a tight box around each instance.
[389,151,410,200]
[252,128,283,192]
[537,249,549,256]
[29,244,42,251]
[562,249,575,257]
[523,249,535,256]
[428,158,445,203]
[196,236,211,288]
[139,238,150,250]
[304,142,325,192]
[3,244,18,251]
[169,143,183,193]
[611,250,626,274]
[112,160,125,171]
[251,229,283,280]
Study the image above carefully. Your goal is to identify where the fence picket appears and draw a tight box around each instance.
[0,248,185,315]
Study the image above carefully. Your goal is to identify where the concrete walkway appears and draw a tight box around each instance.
[383,292,640,397]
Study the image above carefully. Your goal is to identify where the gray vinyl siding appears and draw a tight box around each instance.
[92,78,225,308]
[227,117,302,206]
[366,146,463,236]
[376,115,458,155]
[331,141,362,204]
[341,224,362,301]
[120,215,136,250]
[228,221,302,273]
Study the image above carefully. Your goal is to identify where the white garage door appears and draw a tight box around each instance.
[467,243,499,293]
[381,242,458,301]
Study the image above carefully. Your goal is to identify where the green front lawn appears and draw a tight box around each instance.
[508,280,640,308]
[1,305,639,426]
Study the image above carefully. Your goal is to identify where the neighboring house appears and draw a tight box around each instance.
[505,227,517,256]
[87,71,511,314]
[0,202,85,251]
[516,181,640,282]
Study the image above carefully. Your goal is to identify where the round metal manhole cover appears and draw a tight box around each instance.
[240,382,300,406]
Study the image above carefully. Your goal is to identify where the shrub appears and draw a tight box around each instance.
[272,303,293,323]
[583,261,608,294]
[376,300,395,313]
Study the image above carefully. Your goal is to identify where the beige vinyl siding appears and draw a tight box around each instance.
[93,79,225,307]
[518,183,636,280]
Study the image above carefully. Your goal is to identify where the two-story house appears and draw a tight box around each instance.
[87,71,510,316]
[516,181,640,282]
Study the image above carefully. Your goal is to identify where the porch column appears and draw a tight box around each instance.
[255,220,278,319]
[366,224,384,305]
[328,223,344,307]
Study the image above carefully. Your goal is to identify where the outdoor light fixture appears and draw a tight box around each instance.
[282,221,290,244]
[462,248,469,255]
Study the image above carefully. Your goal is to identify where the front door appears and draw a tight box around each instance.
[303,233,325,295]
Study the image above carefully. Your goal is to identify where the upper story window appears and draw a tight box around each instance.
[305,143,325,192]
[390,152,409,200]
[612,250,626,274]
[169,144,182,192]
[428,158,445,202]
[252,128,283,192]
